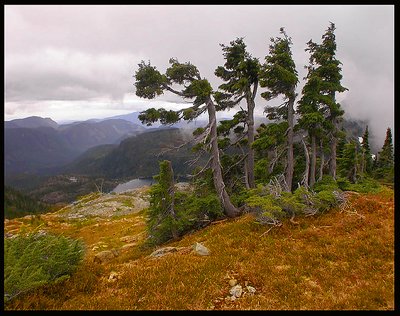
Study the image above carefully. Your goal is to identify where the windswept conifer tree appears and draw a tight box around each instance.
[259,27,299,191]
[297,43,325,187]
[312,22,348,179]
[361,125,373,174]
[297,22,347,186]
[214,38,260,188]
[134,58,240,218]
[378,127,394,168]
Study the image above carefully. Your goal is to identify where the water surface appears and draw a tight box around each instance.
[112,178,154,193]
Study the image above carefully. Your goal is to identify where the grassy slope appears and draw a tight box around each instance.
[4,187,394,310]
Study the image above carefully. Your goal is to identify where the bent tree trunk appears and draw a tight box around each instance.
[207,97,240,218]
[310,134,317,187]
[301,138,310,187]
[246,94,256,189]
[164,160,178,240]
[329,117,338,180]
[318,139,325,181]
[286,95,295,192]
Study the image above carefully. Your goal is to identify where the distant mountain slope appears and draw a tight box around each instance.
[5,116,59,129]
[64,128,206,179]
[62,144,117,175]
[102,128,200,178]
[4,127,81,176]
[103,111,208,130]
[58,119,146,151]
[4,117,147,177]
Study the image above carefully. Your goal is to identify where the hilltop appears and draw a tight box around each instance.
[4,185,394,310]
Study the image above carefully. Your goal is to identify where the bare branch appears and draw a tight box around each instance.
[187,156,213,178]
[223,153,248,176]
[163,84,187,97]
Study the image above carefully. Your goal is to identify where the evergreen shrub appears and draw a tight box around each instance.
[4,233,85,303]
[245,183,343,225]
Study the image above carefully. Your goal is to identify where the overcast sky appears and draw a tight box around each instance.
[4,5,394,149]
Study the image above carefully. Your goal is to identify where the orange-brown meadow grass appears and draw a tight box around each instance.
[4,187,394,310]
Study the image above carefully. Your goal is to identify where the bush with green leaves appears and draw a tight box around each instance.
[4,232,85,303]
[146,190,224,246]
[245,183,343,225]
[337,176,382,193]
[146,160,224,246]
[313,175,340,192]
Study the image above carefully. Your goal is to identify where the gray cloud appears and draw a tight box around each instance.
[5,5,394,148]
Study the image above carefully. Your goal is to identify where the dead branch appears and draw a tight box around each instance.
[187,156,213,178]
[259,222,282,237]
[223,153,248,176]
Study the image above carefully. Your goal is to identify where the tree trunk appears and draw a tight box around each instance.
[329,92,337,180]
[318,139,324,181]
[207,97,240,218]
[329,123,337,180]
[244,161,250,190]
[165,160,178,240]
[301,138,310,187]
[246,94,256,188]
[269,147,278,174]
[310,134,317,187]
[286,95,295,192]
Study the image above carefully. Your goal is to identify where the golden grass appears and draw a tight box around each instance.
[4,188,394,310]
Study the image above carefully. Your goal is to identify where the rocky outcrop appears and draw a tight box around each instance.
[149,247,178,258]
[94,249,120,263]
[193,242,210,256]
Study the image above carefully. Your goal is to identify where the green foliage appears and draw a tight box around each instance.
[230,187,251,208]
[253,121,288,151]
[5,186,52,219]
[313,175,339,192]
[337,176,382,194]
[254,158,270,184]
[146,161,224,246]
[361,125,373,174]
[166,58,200,84]
[4,233,85,303]
[147,160,177,244]
[337,140,358,182]
[259,27,298,110]
[245,183,344,225]
[134,61,167,99]
[246,194,286,224]
[374,127,394,182]
[215,37,260,107]
[146,190,224,246]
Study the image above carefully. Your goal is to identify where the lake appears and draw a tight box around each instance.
[112,178,154,193]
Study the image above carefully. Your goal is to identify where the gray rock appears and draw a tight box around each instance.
[121,243,137,251]
[229,285,243,298]
[193,242,210,256]
[149,247,178,258]
[246,285,256,294]
[94,249,119,263]
[120,235,139,243]
[108,271,120,282]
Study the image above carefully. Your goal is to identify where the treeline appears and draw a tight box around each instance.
[133,22,394,222]
[4,186,53,219]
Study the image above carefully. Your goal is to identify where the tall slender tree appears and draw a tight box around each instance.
[361,125,373,174]
[214,38,260,188]
[312,22,348,180]
[134,59,240,218]
[378,127,394,168]
[259,27,299,191]
[297,40,325,188]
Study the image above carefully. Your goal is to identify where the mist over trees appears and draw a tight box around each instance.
[133,22,393,222]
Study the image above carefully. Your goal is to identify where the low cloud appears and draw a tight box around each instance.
[5,48,144,102]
